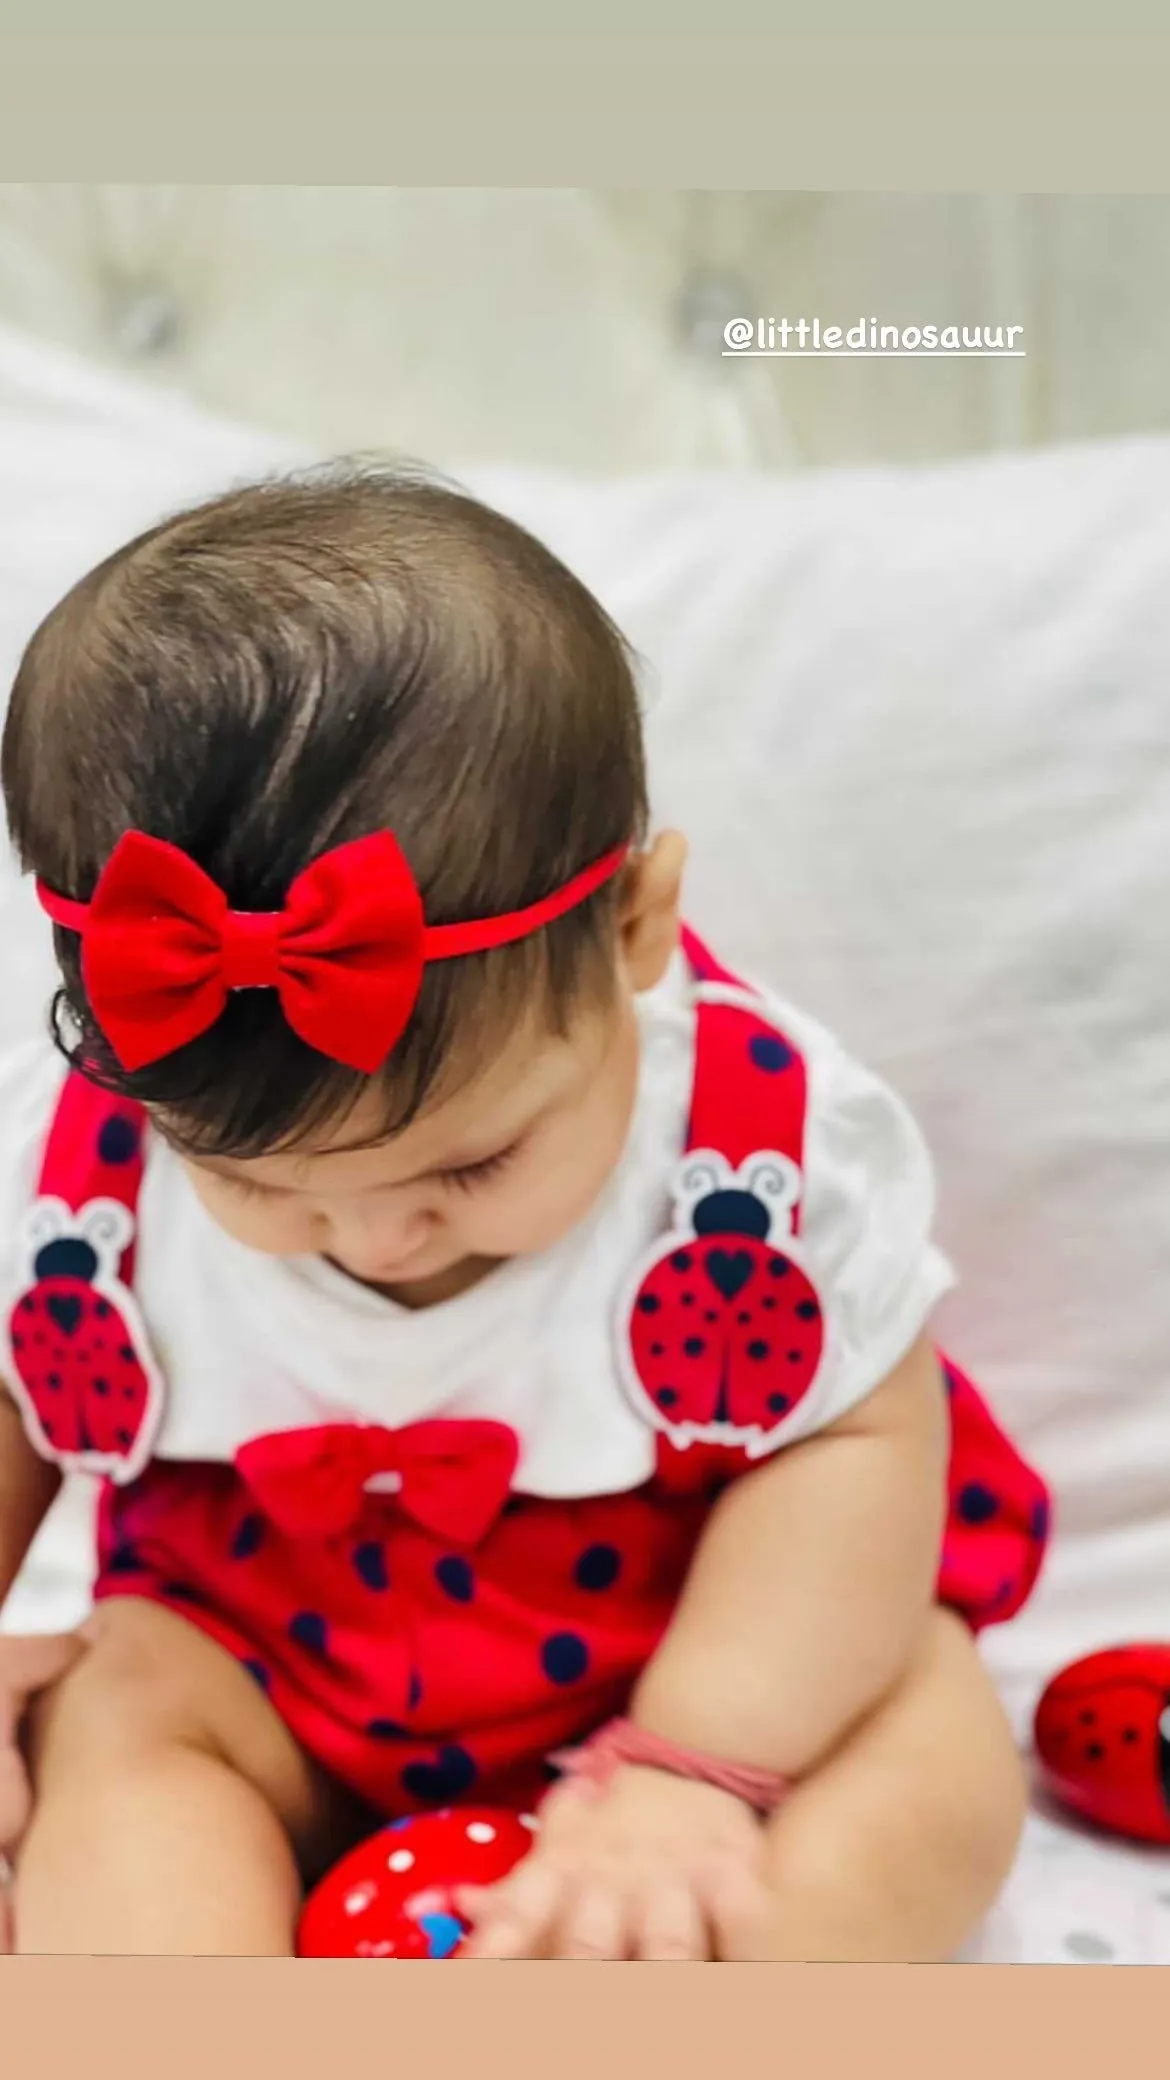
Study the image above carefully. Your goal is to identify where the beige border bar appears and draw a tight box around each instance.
[0,33,1169,183]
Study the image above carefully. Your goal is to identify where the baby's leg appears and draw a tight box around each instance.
[752,1607,1027,1963]
[15,1596,360,1954]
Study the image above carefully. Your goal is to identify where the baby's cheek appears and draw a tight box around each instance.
[195,1187,315,1257]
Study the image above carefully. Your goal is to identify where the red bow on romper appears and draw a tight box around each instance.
[235,1418,520,1546]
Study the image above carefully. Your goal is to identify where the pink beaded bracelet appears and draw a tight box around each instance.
[548,1718,791,1816]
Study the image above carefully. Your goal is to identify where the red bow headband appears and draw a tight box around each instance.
[36,829,629,1074]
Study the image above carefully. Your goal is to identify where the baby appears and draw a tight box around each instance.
[0,462,1048,1960]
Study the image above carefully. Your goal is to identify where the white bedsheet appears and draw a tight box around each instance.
[2,320,1169,1960]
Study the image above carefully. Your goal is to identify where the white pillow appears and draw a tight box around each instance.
[460,447,1170,1734]
[2,325,1169,1749]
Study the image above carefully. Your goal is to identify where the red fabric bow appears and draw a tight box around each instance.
[61,829,427,1073]
[37,830,631,1073]
[235,1418,520,1546]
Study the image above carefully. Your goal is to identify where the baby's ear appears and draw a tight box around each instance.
[619,830,688,991]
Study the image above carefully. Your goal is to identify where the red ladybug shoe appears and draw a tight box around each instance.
[296,1806,538,1958]
[1034,1645,1170,1845]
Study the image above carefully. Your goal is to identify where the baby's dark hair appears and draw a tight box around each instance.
[1,459,650,1159]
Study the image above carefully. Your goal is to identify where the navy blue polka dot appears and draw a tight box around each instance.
[541,1631,590,1684]
[637,1293,661,1315]
[367,1717,410,1740]
[353,1540,389,1591]
[435,1555,475,1603]
[768,1257,790,1279]
[795,1300,819,1321]
[118,1344,134,1362]
[1031,1498,1050,1543]
[92,1376,109,1396]
[401,1745,478,1803]
[116,1427,133,1448]
[671,1250,693,1273]
[95,1300,111,1319]
[242,1658,271,1692]
[747,1340,770,1360]
[574,1542,622,1591]
[683,1336,706,1357]
[106,1541,142,1575]
[289,1611,329,1653]
[650,1341,665,1356]
[230,1512,265,1561]
[957,1483,1000,1526]
[656,1387,678,1408]
[749,1034,794,1073]
[47,1371,61,1389]
[97,1116,141,1165]
[788,1348,802,1363]
[162,1580,204,1604]
[766,1393,789,1414]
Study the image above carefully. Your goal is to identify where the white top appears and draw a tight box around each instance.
[0,950,954,1499]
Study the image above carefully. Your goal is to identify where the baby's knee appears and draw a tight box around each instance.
[26,1601,232,1789]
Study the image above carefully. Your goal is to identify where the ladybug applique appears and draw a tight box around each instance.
[618,1150,826,1457]
[5,1194,165,1482]
[1034,1646,1170,1845]
[296,1806,537,1958]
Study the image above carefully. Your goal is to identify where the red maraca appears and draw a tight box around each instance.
[296,1805,538,1958]
[1034,1645,1170,1845]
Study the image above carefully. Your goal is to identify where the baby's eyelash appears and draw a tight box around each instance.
[440,1145,520,1193]
[223,1174,277,1204]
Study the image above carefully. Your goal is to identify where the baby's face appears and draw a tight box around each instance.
[177,984,642,1307]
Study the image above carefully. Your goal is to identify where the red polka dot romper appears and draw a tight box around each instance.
[3,929,1051,1818]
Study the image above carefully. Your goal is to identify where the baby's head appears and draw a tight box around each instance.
[1,462,685,1300]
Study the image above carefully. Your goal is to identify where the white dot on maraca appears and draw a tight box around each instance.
[466,1822,497,1844]
[387,1849,416,1873]
[344,1883,377,1916]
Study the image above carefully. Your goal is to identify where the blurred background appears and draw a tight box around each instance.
[1,187,1168,470]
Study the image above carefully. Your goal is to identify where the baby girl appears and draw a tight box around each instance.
[0,462,1048,1960]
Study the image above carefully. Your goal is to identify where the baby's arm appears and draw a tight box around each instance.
[0,1386,62,1601]
[460,1332,951,1961]
[631,1330,949,1776]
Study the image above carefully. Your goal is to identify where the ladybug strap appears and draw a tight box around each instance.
[35,1075,147,1283]
[680,926,809,1224]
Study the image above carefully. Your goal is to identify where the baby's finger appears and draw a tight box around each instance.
[703,1859,774,1963]
[554,1883,629,1961]
[0,1746,32,1857]
[631,1880,709,1963]
[457,1858,566,1959]
[0,1851,14,1956]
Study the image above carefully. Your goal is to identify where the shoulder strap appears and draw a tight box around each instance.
[36,1073,149,1282]
[681,926,810,1229]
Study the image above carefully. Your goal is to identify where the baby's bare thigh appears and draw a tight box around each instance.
[26,1596,358,1873]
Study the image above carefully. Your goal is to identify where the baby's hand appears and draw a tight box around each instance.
[456,1765,771,1961]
